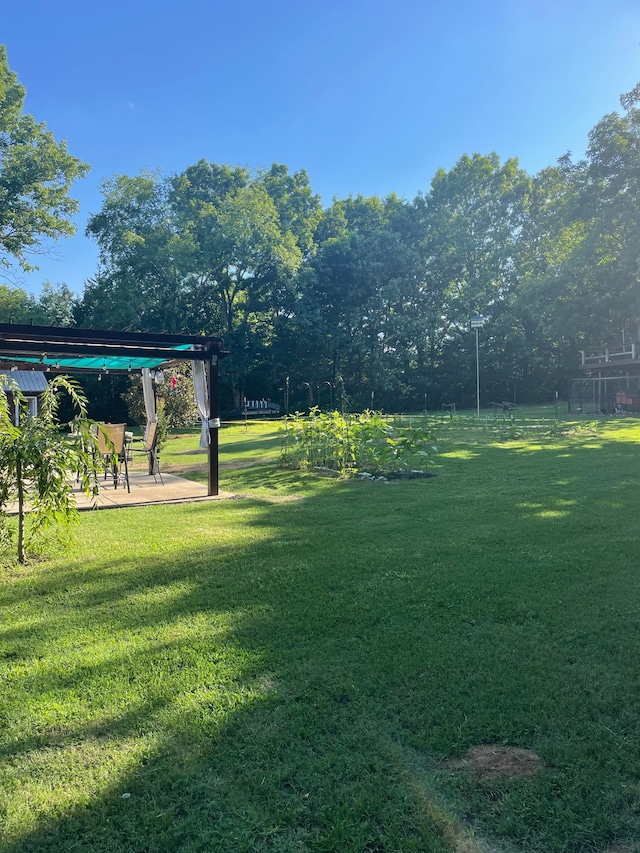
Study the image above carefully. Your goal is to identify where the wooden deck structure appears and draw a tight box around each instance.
[572,343,640,413]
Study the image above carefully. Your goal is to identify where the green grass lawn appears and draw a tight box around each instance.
[2,412,640,852]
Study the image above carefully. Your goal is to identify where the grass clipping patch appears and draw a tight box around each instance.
[444,745,544,779]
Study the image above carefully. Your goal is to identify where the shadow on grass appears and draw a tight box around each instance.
[2,431,640,851]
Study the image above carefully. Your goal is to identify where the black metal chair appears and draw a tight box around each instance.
[132,419,164,485]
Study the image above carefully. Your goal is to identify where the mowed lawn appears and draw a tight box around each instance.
[2,414,640,852]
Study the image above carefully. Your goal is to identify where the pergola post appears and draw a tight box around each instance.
[207,353,219,496]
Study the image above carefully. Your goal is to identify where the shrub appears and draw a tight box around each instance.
[122,364,198,432]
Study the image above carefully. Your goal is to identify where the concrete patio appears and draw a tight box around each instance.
[71,470,233,510]
[4,471,233,515]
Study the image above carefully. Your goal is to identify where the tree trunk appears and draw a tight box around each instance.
[231,371,243,410]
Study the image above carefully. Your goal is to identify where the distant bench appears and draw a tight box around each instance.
[236,400,281,418]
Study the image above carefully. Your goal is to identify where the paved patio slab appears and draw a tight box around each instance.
[5,472,233,514]
[74,471,233,509]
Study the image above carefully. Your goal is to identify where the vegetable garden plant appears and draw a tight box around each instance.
[280,408,437,477]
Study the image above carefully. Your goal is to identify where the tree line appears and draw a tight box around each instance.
[2,43,640,413]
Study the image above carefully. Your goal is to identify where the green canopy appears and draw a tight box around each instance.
[0,325,224,373]
[11,345,193,372]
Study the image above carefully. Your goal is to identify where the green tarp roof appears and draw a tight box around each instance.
[11,345,193,372]
[0,324,225,374]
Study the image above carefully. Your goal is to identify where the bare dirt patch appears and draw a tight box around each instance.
[444,745,544,780]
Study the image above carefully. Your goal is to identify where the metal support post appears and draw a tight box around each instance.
[207,354,219,496]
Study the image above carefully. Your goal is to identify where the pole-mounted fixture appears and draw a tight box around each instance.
[470,314,485,418]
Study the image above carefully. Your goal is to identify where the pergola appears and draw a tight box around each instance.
[0,323,227,496]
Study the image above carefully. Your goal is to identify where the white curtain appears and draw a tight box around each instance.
[141,369,157,444]
[192,360,210,448]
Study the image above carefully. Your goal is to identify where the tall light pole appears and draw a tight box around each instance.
[470,314,485,418]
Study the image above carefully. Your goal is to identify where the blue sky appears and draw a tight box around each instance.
[3,0,640,295]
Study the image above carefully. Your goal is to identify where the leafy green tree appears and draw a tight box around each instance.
[294,195,413,407]
[84,162,312,407]
[0,283,41,323]
[83,172,194,332]
[260,163,322,258]
[572,98,640,341]
[297,157,532,410]
[0,45,88,272]
[0,281,75,326]
[0,376,100,563]
[506,160,587,398]
[415,153,532,405]
[37,281,77,325]
[167,161,317,405]
[508,84,640,397]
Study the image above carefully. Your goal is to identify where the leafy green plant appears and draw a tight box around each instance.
[0,375,101,563]
[281,409,437,476]
[122,364,198,442]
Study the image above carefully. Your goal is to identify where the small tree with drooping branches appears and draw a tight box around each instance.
[0,375,101,563]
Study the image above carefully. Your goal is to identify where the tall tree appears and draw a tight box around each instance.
[0,281,76,326]
[510,84,640,396]
[0,283,41,324]
[415,153,532,404]
[0,46,88,272]
[575,96,640,341]
[84,172,197,332]
[507,159,587,398]
[37,281,76,326]
[291,194,424,409]
[83,162,311,406]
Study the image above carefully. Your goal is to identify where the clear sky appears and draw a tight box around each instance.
[3,0,640,295]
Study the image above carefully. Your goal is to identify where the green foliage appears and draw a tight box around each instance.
[0,281,77,325]
[36,281,77,325]
[0,375,100,563]
[280,408,437,476]
[121,364,198,432]
[75,79,640,412]
[0,45,89,271]
[83,161,320,408]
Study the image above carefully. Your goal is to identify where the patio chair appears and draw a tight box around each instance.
[131,419,164,485]
[94,423,130,493]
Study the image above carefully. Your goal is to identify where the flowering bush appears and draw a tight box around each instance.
[122,363,198,431]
